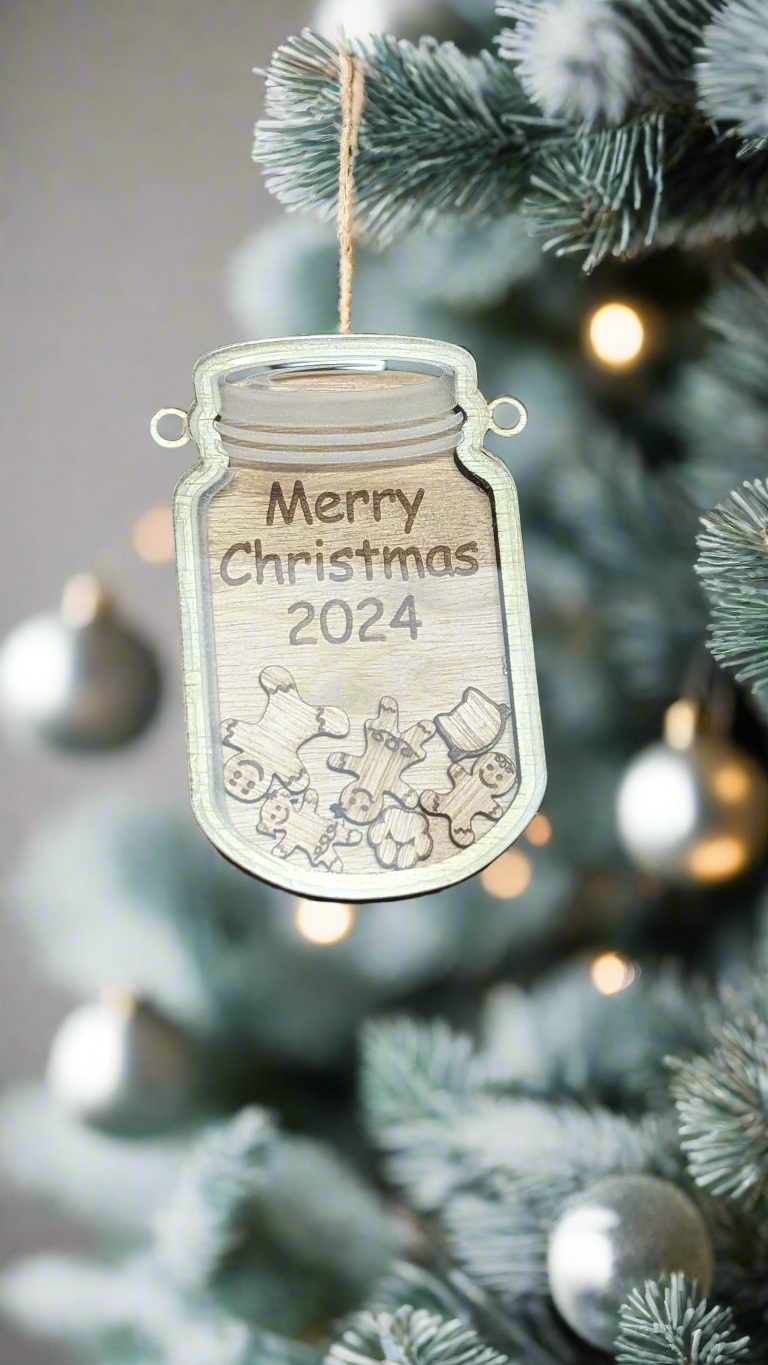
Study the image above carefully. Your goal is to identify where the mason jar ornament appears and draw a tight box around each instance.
[153,335,545,900]
[151,36,544,899]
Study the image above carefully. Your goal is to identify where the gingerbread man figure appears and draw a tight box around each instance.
[328,696,435,825]
[222,665,350,804]
[257,787,362,872]
[420,751,518,847]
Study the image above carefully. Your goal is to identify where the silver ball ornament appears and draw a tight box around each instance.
[0,575,160,751]
[312,0,463,42]
[47,996,197,1136]
[547,1175,714,1351]
[616,704,768,885]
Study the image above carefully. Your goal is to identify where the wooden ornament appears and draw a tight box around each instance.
[421,752,519,848]
[155,333,546,901]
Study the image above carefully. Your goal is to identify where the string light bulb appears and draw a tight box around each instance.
[480,848,532,899]
[687,836,749,882]
[525,812,553,847]
[295,899,355,944]
[133,506,175,564]
[590,952,639,996]
[588,302,646,369]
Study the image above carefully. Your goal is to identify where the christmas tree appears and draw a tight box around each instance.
[5,1,768,1362]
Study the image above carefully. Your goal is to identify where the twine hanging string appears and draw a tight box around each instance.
[336,28,365,334]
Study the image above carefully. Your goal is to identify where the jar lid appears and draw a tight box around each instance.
[214,365,464,464]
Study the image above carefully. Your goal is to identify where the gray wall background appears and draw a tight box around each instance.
[1,2,309,1358]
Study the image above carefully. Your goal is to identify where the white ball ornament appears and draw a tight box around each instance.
[47,996,197,1136]
[547,1175,714,1351]
[312,0,462,41]
[0,575,160,751]
[616,699,768,885]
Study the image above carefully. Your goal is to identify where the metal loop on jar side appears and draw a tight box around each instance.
[150,407,191,448]
[487,395,528,438]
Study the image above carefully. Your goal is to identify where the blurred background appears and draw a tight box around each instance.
[1,4,307,1360]
[4,2,768,1363]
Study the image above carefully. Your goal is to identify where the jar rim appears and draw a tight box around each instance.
[214,362,463,462]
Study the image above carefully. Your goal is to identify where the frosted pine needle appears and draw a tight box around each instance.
[697,0,768,141]
[669,1016,768,1205]
[497,0,650,124]
[327,1308,510,1365]
[696,480,768,692]
[617,1274,750,1365]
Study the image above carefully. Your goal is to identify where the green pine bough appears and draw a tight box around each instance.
[253,11,768,698]
[697,480,768,695]
[252,18,768,267]
[6,973,768,1365]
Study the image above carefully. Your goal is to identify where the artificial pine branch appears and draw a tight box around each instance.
[673,270,768,511]
[524,114,667,270]
[443,1111,678,1308]
[704,269,768,401]
[697,0,768,145]
[327,1308,509,1365]
[254,22,768,267]
[669,1014,768,1205]
[362,1014,679,1240]
[616,1274,750,1365]
[153,1104,402,1330]
[498,0,716,125]
[444,1181,552,1302]
[546,434,706,698]
[360,1018,496,1211]
[361,1018,484,1133]
[495,1293,595,1365]
[525,115,768,270]
[480,969,715,1111]
[372,1264,471,1322]
[0,1251,319,1365]
[696,480,768,693]
[253,30,539,244]
[706,1201,768,1358]
[153,1106,275,1293]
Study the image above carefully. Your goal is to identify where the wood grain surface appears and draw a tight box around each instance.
[173,334,546,900]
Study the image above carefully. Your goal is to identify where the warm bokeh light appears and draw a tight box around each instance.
[588,302,645,369]
[664,698,698,752]
[525,813,553,847]
[710,762,752,805]
[60,572,107,627]
[295,899,355,944]
[590,952,639,996]
[133,506,175,564]
[480,848,532,899]
[688,836,749,882]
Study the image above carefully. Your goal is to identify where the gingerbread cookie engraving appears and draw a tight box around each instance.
[435,687,510,761]
[420,751,518,847]
[328,697,435,825]
[368,807,433,870]
[258,787,362,872]
[222,665,350,804]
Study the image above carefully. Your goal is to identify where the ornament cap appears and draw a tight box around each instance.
[663,698,699,751]
[214,363,463,462]
[60,573,111,628]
